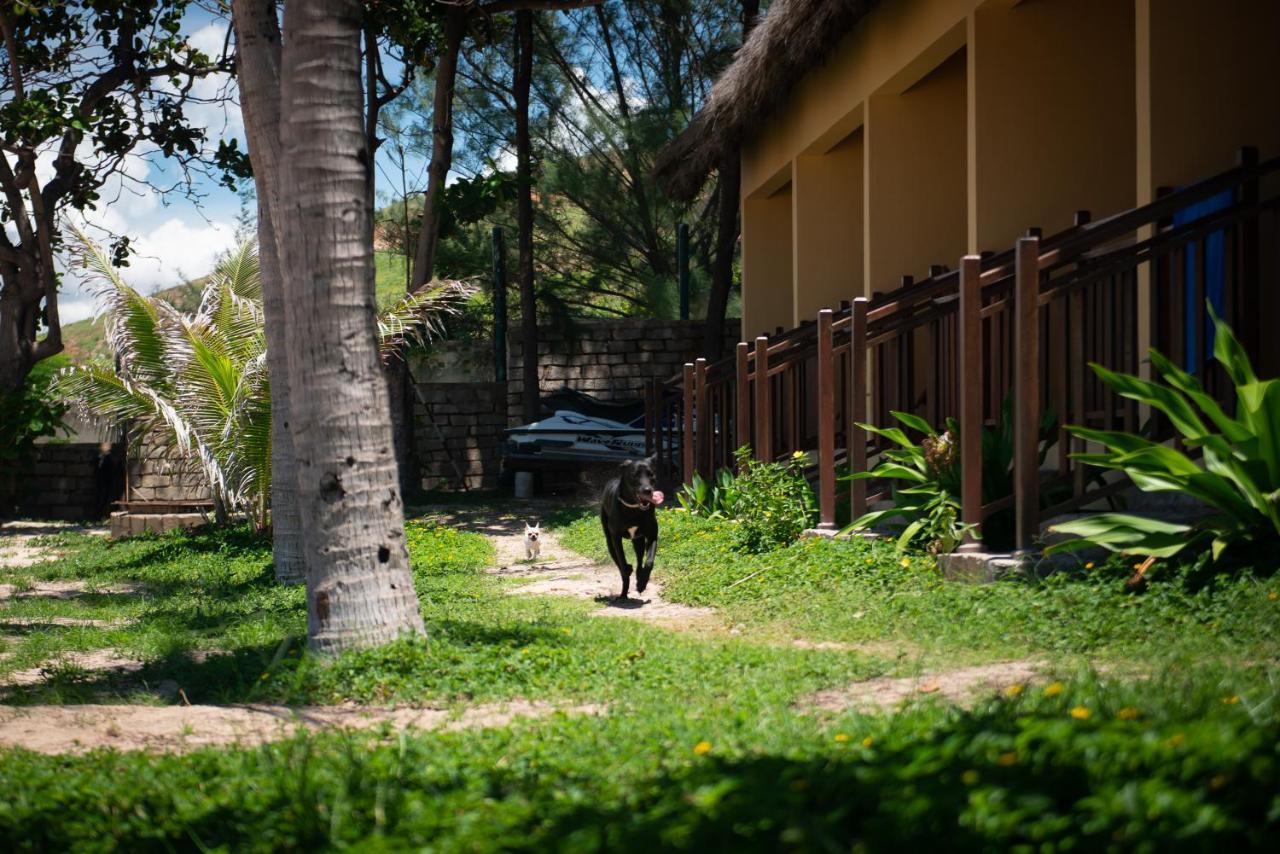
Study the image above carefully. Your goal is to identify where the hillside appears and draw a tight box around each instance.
[61,250,413,363]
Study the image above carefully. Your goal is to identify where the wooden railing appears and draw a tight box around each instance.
[646,148,1279,549]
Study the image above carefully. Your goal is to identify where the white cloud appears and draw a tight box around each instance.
[115,217,235,293]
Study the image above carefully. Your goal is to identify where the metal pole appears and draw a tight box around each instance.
[492,226,507,384]
[677,222,690,320]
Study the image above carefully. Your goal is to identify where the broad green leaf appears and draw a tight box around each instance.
[1091,362,1208,440]
[890,410,936,438]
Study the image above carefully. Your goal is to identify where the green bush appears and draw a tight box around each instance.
[723,446,817,553]
[1049,309,1279,564]
[846,401,1061,553]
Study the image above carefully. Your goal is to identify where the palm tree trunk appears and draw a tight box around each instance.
[279,0,424,652]
[257,205,306,584]
[515,9,539,423]
[232,0,306,585]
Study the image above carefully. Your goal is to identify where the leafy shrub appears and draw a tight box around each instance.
[723,446,817,553]
[1049,309,1279,564]
[846,402,1059,553]
[0,355,70,465]
[677,466,739,518]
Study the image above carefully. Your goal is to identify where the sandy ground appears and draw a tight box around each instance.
[0,521,107,569]
[429,504,720,630]
[0,700,605,754]
[800,659,1044,713]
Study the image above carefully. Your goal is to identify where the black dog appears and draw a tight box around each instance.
[600,457,659,600]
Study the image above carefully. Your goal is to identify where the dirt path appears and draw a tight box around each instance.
[0,700,605,754]
[0,521,108,570]
[426,504,719,630]
[800,659,1044,713]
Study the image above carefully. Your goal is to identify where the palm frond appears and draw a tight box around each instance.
[378,279,478,363]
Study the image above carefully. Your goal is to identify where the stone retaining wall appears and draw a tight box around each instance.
[413,381,507,492]
[505,319,737,426]
[126,439,210,503]
[0,443,122,521]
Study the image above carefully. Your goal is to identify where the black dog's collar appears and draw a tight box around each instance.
[618,497,652,510]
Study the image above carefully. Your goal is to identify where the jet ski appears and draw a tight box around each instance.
[503,410,648,464]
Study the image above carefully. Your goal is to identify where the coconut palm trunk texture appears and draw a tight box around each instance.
[255,0,425,651]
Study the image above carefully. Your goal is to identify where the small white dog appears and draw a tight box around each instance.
[524,523,542,560]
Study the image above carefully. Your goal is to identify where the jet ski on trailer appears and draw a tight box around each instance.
[503,410,647,464]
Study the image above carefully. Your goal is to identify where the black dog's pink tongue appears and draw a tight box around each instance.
[651,490,664,506]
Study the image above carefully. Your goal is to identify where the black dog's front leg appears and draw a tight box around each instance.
[636,536,657,593]
[601,516,632,598]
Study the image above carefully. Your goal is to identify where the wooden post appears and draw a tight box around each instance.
[957,256,983,550]
[754,336,771,462]
[682,363,694,486]
[735,342,750,460]
[694,357,709,479]
[1014,237,1041,551]
[849,298,868,520]
[1236,147,1260,363]
[816,309,836,530]
[644,380,655,457]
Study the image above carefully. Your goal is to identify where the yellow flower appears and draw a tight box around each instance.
[693,740,712,756]
[1117,707,1142,720]
[1043,681,1064,697]
[834,733,850,743]
[1269,591,1278,601]
[997,751,1018,766]
[1003,683,1025,698]
[900,558,911,568]
[1070,706,1091,720]
[792,450,806,460]
[259,673,268,681]
[961,770,979,786]
[1084,562,1095,570]
[1222,695,1240,706]
[862,736,874,748]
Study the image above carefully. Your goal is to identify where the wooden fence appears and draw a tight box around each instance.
[646,149,1278,550]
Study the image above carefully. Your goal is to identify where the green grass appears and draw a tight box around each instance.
[557,509,1280,666]
[1,509,1278,849]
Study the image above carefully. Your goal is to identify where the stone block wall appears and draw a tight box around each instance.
[504,319,737,426]
[126,440,210,503]
[413,381,507,492]
[0,443,122,521]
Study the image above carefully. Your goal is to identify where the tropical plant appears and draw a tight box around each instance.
[845,403,1059,553]
[678,466,740,519]
[728,447,818,554]
[55,230,472,529]
[1047,310,1278,563]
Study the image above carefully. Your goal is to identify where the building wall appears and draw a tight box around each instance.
[741,184,796,339]
[737,0,1280,344]
[865,48,968,289]
[969,0,1135,251]
[793,128,864,321]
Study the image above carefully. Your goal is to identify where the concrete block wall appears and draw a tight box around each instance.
[504,319,738,426]
[413,381,507,492]
[126,440,210,503]
[0,443,122,521]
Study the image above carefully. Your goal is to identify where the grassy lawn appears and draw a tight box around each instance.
[1,508,1278,849]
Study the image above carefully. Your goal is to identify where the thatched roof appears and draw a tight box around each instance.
[653,0,880,202]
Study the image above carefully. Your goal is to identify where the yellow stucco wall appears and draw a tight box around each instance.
[792,128,864,323]
[736,0,1280,346]
[969,0,1136,251]
[866,48,968,290]
[741,183,795,340]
